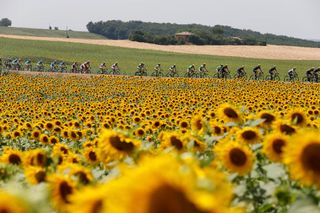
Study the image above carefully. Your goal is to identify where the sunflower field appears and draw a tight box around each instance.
[0,73,319,213]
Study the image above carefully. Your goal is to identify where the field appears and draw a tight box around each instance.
[1,37,320,77]
[0,26,105,39]
[0,73,319,213]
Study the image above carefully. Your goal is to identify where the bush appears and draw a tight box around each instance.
[0,18,12,27]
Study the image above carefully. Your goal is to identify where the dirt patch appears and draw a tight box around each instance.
[1,34,320,60]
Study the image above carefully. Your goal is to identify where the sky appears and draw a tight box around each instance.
[1,0,319,40]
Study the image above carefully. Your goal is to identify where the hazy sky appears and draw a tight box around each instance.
[1,0,319,40]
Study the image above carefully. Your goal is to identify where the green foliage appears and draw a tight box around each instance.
[0,18,12,27]
[87,20,320,47]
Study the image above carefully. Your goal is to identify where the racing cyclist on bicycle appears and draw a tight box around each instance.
[253,64,262,80]
[99,62,107,74]
[314,67,320,82]
[236,65,245,78]
[306,67,314,82]
[199,63,208,75]
[36,60,44,71]
[288,67,297,80]
[71,62,79,73]
[268,65,277,80]
[221,65,229,78]
[187,64,196,76]
[111,62,120,74]
[154,63,161,75]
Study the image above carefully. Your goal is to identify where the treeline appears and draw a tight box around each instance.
[87,20,320,47]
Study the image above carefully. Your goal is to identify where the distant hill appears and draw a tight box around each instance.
[0,26,105,39]
[87,20,320,47]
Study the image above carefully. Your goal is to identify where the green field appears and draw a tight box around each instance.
[0,37,319,77]
[0,26,105,39]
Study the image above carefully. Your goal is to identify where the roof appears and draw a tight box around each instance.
[175,32,194,36]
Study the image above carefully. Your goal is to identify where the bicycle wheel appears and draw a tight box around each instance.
[274,75,280,81]
[213,73,219,79]
[302,76,309,82]
[284,75,290,82]
[265,75,271,80]
[151,72,157,77]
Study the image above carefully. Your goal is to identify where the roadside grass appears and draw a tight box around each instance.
[0,37,319,77]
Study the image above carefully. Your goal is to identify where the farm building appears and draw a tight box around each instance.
[175,32,194,41]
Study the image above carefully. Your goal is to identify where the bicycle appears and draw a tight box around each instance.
[233,71,247,80]
[135,69,148,76]
[151,69,163,77]
[302,74,319,83]
[166,70,179,77]
[249,70,264,80]
[184,70,197,78]
[110,68,121,75]
[284,73,299,82]
[24,64,32,71]
[265,71,280,81]
[213,70,232,79]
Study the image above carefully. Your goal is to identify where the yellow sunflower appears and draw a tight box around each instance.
[236,127,262,144]
[160,131,187,151]
[284,131,320,188]
[215,141,255,176]
[24,166,47,184]
[218,103,242,123]
[263,133,289,162]
[288,109,308,126]
[97,129,140,164]
[1,148,23,166]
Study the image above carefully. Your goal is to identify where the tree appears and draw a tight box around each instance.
[0,18,12,27]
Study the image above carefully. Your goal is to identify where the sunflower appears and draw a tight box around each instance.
[191,115,206,134]
[31,129,41,140]
[273,121,296,135]
[284,131,320,188]
[135,128,145,137]
[215,141,255,175]
[236,127,261,144]
[68,186,108,213]
[104,154,233,213]
[24,166,47,184]
[83,148,99,164]
[0,191,30,213]
[160,131,187,151]
[49,135,60,144]
[49,175,76,209]
[218,103,242,123]
[263,133,289,162]
[97,129,140,164]
[288,109,307,126]
[24,149,47,167]
[39,134,49,144]
[1,148,23,166]
[258,111,276,127]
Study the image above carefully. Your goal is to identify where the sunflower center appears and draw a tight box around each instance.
[301,143,320,174]
[35,171,46,183]
[195,120,203,130]
[75,171,90,185]
[223,108,238,119]
[147,184,209,213]
[59,181,73,203]
[8,154,21,165]
[170,136,183,150]
[280,124,296,135]
[91,200,103,213]
[0,208,10,213]
[180,121,188,128]
[229,148,247,167]
[241,130,257,140]
[261,113,275,124]
[89,151,97,161]
[272,139,285,154]
[214,126,222,135]
[110,136,134,152]
[291,113,304,124]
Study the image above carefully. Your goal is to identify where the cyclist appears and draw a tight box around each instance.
[187,64,196,76]
[36,60,44,71]
[199,63,208,74]
[170,64,177,73]
[24,59,32,71]
[12,58,22,71]
[71,62,79,73]
[80,61,91,73]
[50,60,57,72]
[221,64,229,78]
[288,67,296,80]
[314,67,320,82]
[236,65,246,78]
[253,64,262,80]
[137,63,146,74]
[306,67,314,82]
[268,65,277,80]
[216,64,224,78]
[154,63,161,75]
[111,62,120,74]
[59,61,67,72]
[99,62,107,74]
